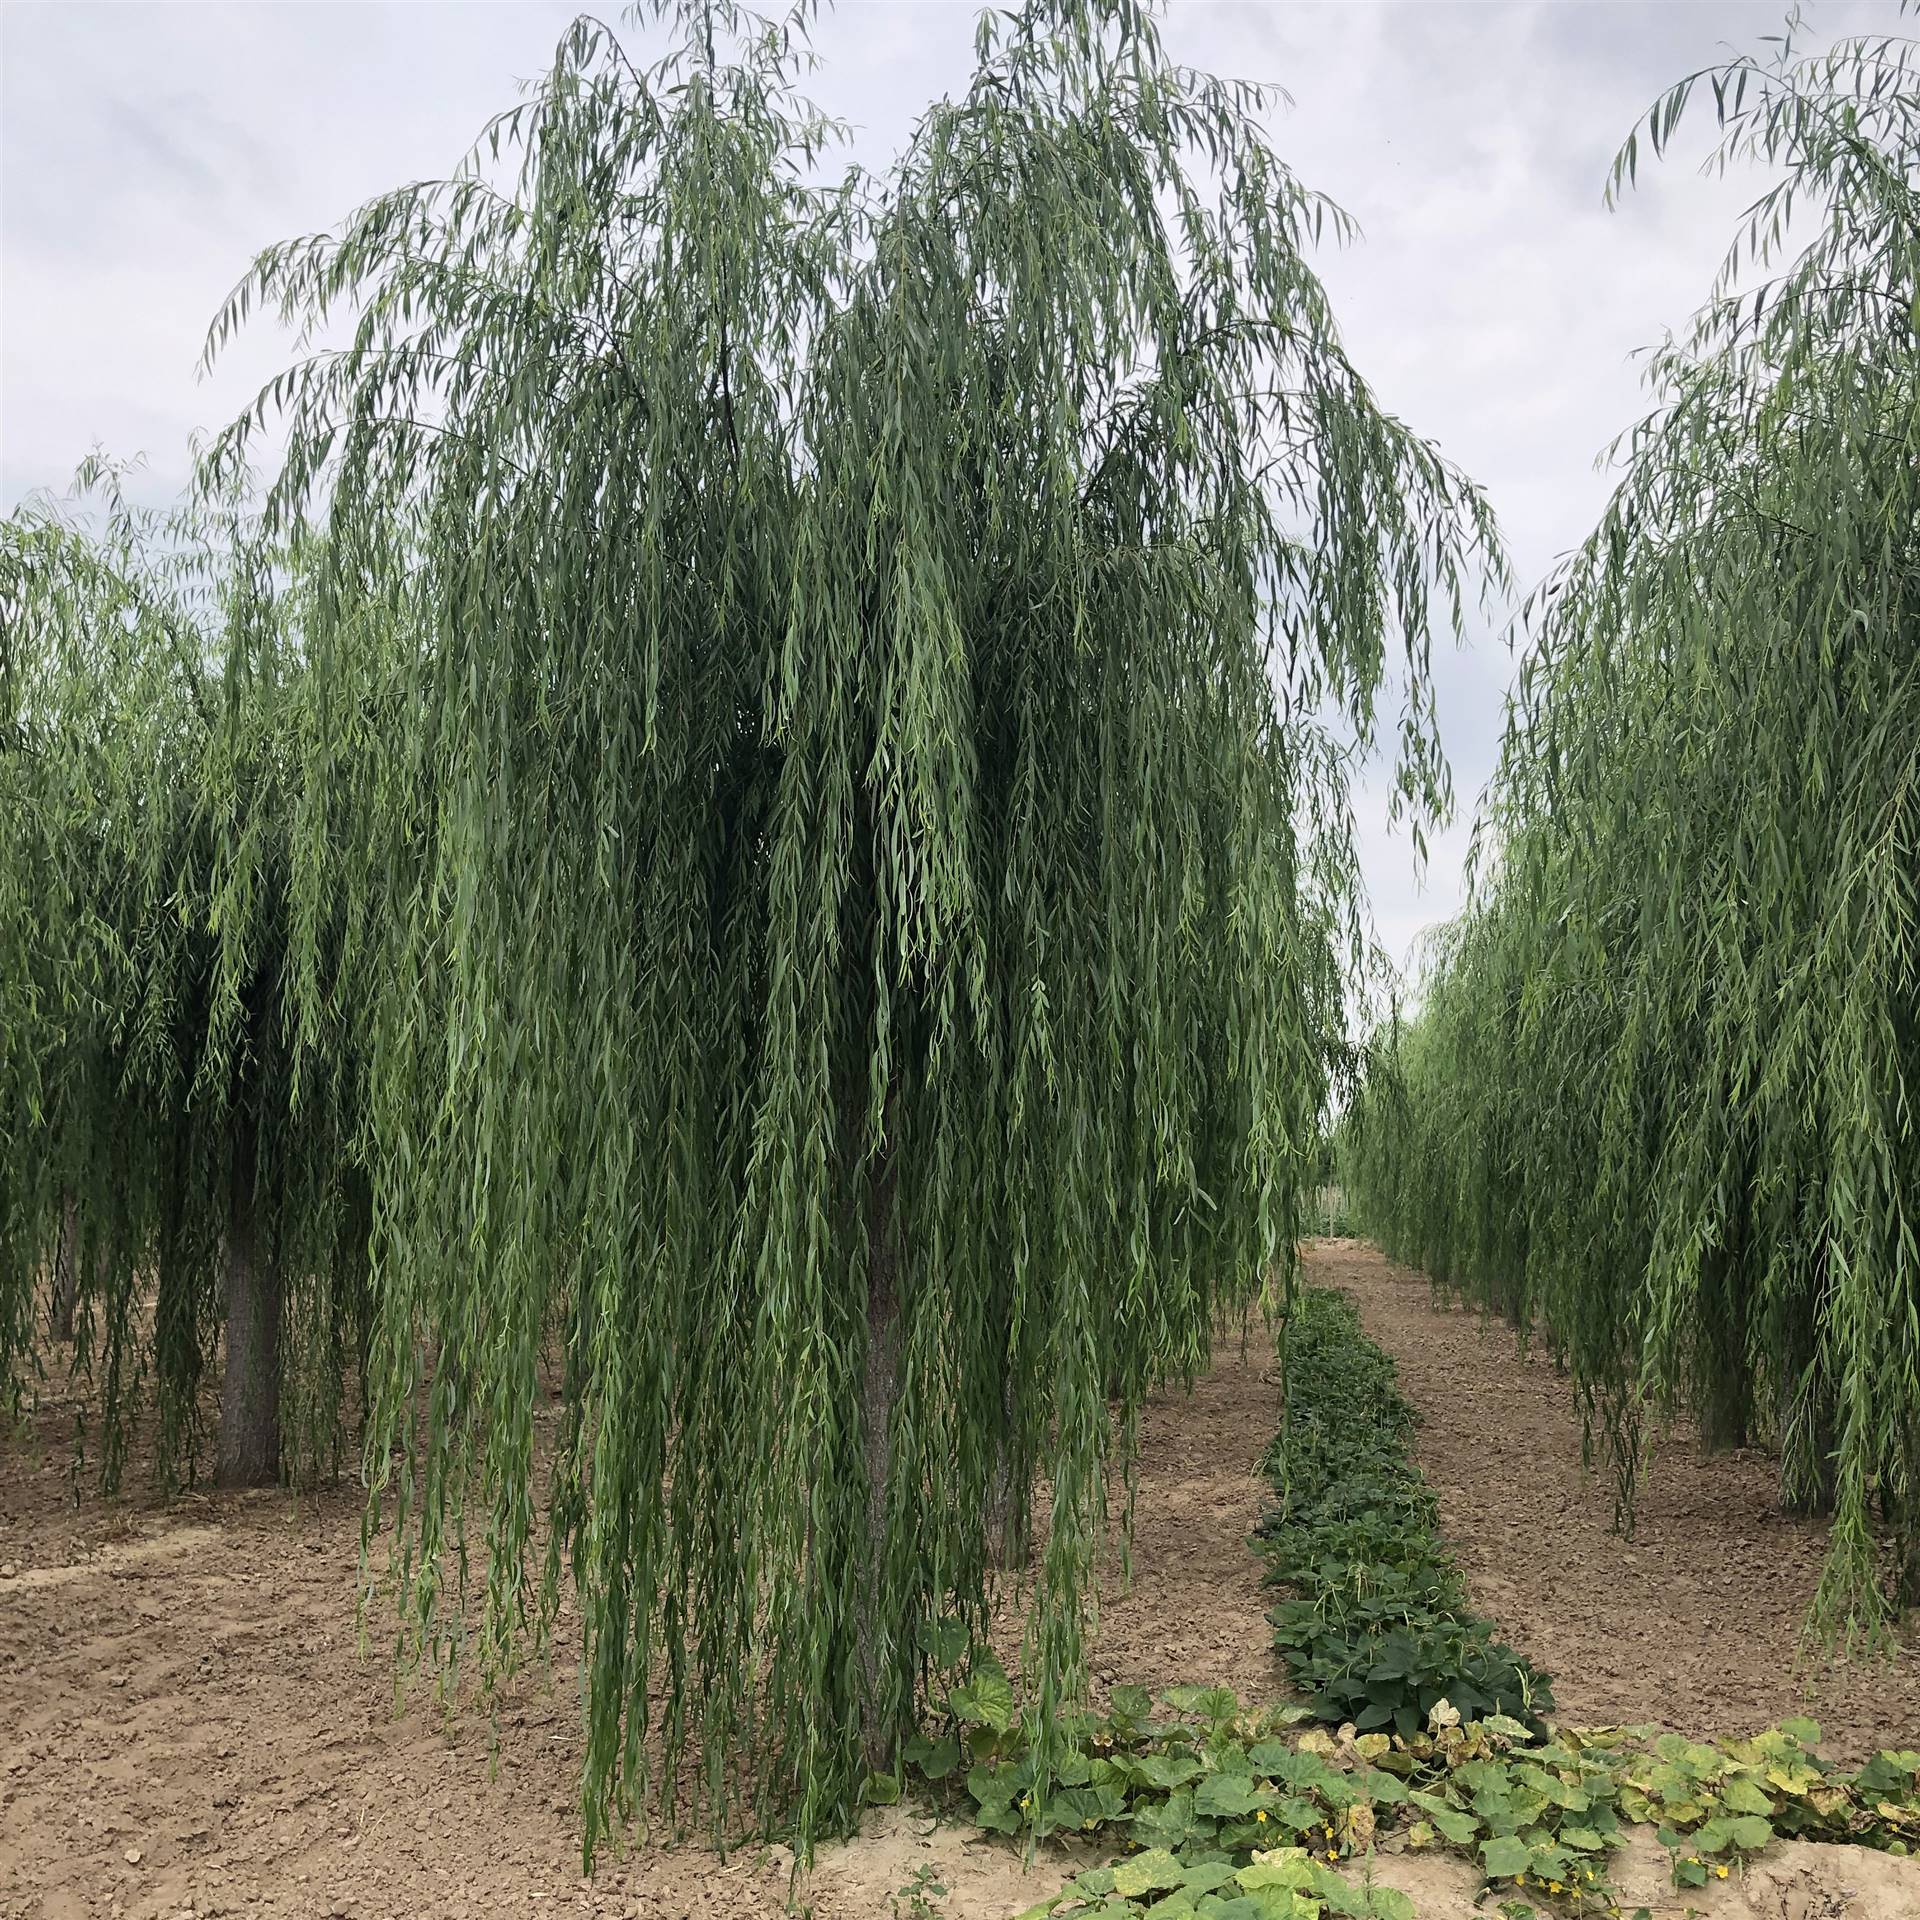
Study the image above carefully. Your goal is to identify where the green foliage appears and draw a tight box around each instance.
[196,0,1497,1857]
[1258,1289,1553,1737]
[0,463,373,1487]
[928,1294,1920,1915]
[891,1863,950,1920]
[930,1680,1920,1918]
[1343,17,1920,1627]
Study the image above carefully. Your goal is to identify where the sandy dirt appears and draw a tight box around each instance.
[0,1329,1276,1920]
[4,1243,1917,1920]
[1355,1831,1920,1920]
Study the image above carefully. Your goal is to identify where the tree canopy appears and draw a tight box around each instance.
[0,464,373,1490]
[1345,16,1920,1628]
[184,0,1498,1852]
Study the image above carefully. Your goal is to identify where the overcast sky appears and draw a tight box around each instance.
[0,0,1892,974]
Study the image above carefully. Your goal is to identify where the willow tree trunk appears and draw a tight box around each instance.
[986,1375,1031,1569]
[1896,1430,1920,1610]
[52,1192,80,1342]
[1698,1208,1755,1451]
[1782,1350,1836,1518]
[859,1142,903,1768]
[216,1121,282,1488]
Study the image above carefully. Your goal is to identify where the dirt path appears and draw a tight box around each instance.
[1314,1237,1920,1757]
[1055,1316,1282,1710]
[7,1248,1919,1920]
[0,1336,1277,1920]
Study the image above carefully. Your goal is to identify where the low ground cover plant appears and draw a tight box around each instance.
[1257,1288,1552,1737]
[940,1689,1920,1912]
[914,1288,1920,1917]
[920,1668,1919,1917]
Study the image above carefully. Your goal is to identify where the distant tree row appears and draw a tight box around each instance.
[1345,19,1920,1625]
[0,466,381,1491]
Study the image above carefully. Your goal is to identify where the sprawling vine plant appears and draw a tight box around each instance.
[1346,15,1920,1629]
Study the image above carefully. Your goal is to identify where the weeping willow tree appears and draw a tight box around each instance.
[0,465,373,1489]
[207,0,1497,1852]
[1347,15,1920,1631]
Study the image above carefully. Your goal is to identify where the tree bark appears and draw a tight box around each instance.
[986,1373,1031,1569]
[858,1143,903,1768]
[1697,1212,1754,1452]
[216,1120,283,1488]
[1898,1512,1920,1612]
[52,1191,80,1342]
[1781,1349,1836,1518]
[1896,1429,1920,1611]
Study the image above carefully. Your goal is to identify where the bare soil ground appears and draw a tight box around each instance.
[0,1328,1277,1920]
[4,1243,1917,1920]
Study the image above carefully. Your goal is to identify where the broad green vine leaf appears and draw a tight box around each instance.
[1480,1835,1531,1878]
[1113,1849,1190,1897]
[1237,1851,1316,1891]
[1197,1775,1279,1818]
[952,1668,1016,1733]
[916,1615,970,1669]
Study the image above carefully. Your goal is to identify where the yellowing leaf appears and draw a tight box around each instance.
[1112,1849,1188,1897]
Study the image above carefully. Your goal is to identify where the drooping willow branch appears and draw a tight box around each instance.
[0,464,376,1491]
[1345,13,1920,1638]
[199,0,1501,1859]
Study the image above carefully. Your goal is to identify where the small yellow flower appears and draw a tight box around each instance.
[1256,1810,1268,1823]
[1548,1883,1562,1895]
[1716,1866,1729,1879]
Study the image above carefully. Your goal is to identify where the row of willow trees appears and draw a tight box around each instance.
[0,466,377,1494]
[1345,20,1920,1628]
[2,0,1498,1857]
